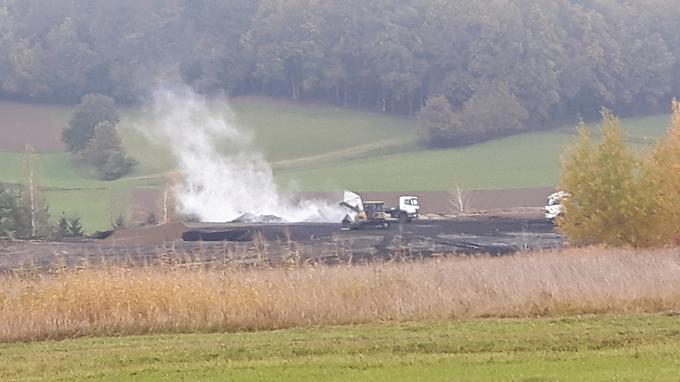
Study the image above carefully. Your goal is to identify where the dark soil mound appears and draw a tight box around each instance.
[103,222,188,245]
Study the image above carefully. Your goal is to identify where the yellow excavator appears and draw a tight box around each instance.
[339,191,390,230]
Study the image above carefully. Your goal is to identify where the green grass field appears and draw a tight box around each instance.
[1,314,678,381]
[275,113,671,191]
[0,97,672,231]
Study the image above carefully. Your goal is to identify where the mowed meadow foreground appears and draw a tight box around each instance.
[2,314,680,381]
[1,248,679,343]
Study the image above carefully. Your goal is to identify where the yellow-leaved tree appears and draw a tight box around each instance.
[559,109,642,246]
[559,103,680,247]
[634,99,680,245]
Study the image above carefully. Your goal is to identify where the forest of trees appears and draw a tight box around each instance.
[1,0,680,145]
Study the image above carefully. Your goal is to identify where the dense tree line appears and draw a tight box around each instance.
[1,0,680,145]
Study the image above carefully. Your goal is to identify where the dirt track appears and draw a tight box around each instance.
[0,212,562,271]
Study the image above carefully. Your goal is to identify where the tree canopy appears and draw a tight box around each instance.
[559,103,680,248]
[62,94,119,153]
[2,0,680,145]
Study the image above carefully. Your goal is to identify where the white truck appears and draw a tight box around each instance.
[340,191,420,229]
[385,195,421,223]
[544,191,569,222]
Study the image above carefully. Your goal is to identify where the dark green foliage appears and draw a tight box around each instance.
[2,0,680,146]
[85,121,136,180]
[63,96,135,180]
[55,214,69,240]
[67,216,84,238]
[417,95,464,147]
[459,84,529,142]
[0,184,30,239]
[96,151,136,181]
[62,94,119,153]
[54,214,85,239]
[0,182,54,240]
[418,86,530,147]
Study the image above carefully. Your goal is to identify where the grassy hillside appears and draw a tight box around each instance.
[275,114,671,191]
[117,96,420,175]
[119,102,672,191]
[276,130,567,191]
[0,98,671,230]
[1,314,679,381]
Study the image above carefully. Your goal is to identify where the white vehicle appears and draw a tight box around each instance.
[545,191,569,222]
[339,190,389,230]
[339,190,365,226]
[385,196,420,223]
[339,191,420,229]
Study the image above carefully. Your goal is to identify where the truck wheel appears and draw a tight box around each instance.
[342,218,352,230]
[398,212,408,224]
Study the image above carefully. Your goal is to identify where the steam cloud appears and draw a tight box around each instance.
[137,86,344,223]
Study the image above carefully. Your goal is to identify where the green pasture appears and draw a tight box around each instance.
[117,96,420,175]
[1,314,678,381]
[119,101,672,192]
[0,98,672,231]
[275,113,671,191]
[0,152,149,231]
[276,129,568,191]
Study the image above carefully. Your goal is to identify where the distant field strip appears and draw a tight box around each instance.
[272,136,419,170]
[0,101,68,152]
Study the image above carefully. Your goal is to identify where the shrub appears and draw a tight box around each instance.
[55,215,69,240]
[67,216,84,238]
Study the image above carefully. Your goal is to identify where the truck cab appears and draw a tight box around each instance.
[385,196,420,223]
[400,196,420,215]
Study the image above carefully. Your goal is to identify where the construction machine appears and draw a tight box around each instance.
[339,191,419,230]
[340,191,389,230]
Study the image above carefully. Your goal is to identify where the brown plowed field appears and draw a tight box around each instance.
[295,188,555,212]
[0,102,65,152]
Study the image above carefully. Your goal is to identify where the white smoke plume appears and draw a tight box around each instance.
[137,86,345,223]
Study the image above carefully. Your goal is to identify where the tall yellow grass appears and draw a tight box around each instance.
[1,248,679,342]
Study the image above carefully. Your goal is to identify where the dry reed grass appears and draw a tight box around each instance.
[1,248,679,342]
